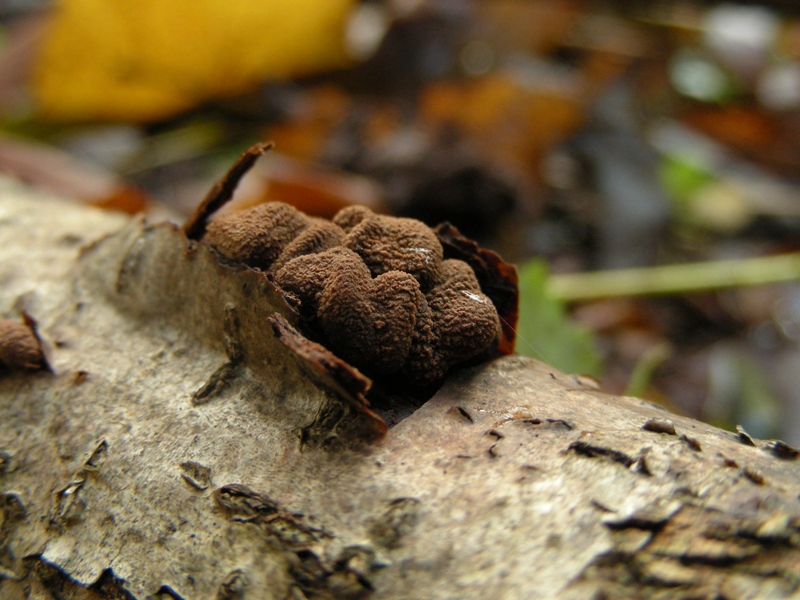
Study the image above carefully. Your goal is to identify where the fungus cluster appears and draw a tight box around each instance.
[204,203,501,385]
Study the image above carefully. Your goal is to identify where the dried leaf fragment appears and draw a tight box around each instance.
[761,439,799,460]
[642,418,676,435]
[0,317,44,371]
[268,313,387,441]
[736,425,757,447]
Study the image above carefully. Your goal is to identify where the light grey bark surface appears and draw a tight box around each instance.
[1,176,799,600]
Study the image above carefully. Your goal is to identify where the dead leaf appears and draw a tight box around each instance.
[33,0,357,122]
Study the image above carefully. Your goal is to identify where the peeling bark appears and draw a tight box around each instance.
[1,177,800,599]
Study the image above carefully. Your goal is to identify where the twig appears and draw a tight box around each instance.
[182,142,273,240]
[548,252,800,302]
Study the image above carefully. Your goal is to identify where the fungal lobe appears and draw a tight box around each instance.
[435,223,519,355]
[203,202,312,270]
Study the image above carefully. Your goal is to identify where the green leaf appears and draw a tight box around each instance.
[516,259,602,376]
[659,156,715,205]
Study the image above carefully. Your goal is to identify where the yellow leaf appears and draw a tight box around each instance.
[33,0,357,122]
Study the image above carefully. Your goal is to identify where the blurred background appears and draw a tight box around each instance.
[1,0,799,443]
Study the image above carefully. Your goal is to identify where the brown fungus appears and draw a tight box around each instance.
[201,200,503,386]
[203,202,308,270]
[342,208,443,292]
[275,248,425,375]
[271,218,345,272]
[273,248,348,319]
[204,202,344,272]
[318,251,424,374]
[332,205,371,232]
[435,223,518,355]
[422,259,500,381]
[0,318,44,372]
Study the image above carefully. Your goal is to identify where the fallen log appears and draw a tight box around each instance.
[1,176,799,599]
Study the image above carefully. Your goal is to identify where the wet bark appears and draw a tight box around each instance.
[1,176,799,600]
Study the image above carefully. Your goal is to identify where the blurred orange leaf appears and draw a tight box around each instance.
[420,74,584,170]
[33,0,357,122]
